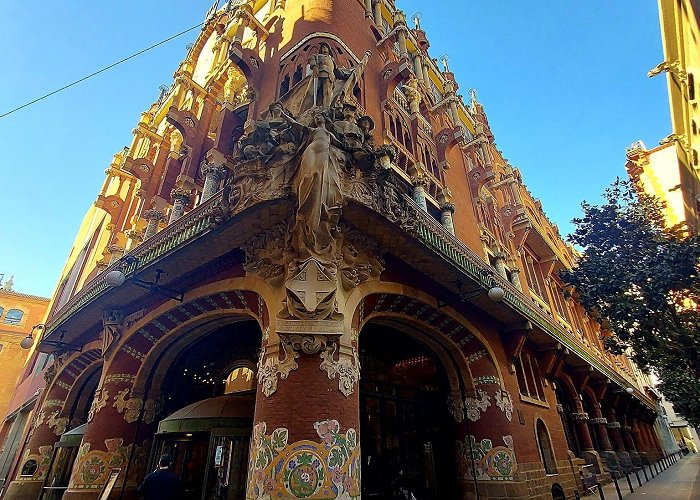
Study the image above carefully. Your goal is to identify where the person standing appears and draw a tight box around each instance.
[138,454,180,500]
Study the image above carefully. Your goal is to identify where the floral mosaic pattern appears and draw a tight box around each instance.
[456,435,517,481]
[70,438,148,490]
[247,420,360,499]
[494,388,514,422]
[464,388,491,421]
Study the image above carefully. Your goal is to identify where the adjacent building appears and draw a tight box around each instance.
[625,0,700,456]
[0,279,50,494]
[1,1,666,499]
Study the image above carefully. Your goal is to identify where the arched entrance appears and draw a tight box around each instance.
[359,321,458,499]
[147,319,261,500]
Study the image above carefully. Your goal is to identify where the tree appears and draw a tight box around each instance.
[560,178,700,426]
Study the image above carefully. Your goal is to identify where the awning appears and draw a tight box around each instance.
[157,392,255,434]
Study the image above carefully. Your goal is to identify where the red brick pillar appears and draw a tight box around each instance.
[571,404,595,451]
[249,328,360,499]
[606,410,626,452]
[3,364,75,500]
[620,418,637,452]
[63,332,157,500]
[589,404,613,452]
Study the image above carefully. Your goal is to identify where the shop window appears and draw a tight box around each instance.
[3,308,24,325]
[536,419,558,474]
[514,352,546,402]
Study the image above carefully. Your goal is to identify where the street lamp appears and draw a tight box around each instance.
[106,255,184,302]
[488,286,505,302]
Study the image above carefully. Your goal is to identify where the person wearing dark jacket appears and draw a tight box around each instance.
[138,454,180,500]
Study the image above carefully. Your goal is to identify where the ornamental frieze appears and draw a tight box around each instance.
[570,412,590,421]
[590,417,608,425]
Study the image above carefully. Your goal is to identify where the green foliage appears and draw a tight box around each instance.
[560,179,700,426]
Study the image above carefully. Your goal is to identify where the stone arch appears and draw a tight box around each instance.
[348,282,504,384]
[350,282,515,427]
[535,418,558,474]
[135,311,260,396]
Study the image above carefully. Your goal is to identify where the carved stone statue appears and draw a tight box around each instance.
[283,109,345,258]
[301,44,371,113]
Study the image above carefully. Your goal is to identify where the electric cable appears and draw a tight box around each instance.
[0,22,204,119]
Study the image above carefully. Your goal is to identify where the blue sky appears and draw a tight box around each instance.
[0,1,669,298]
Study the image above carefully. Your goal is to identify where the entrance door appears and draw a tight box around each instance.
[360,324,457,500]
[203,431,250,500]
[152,433,210,500]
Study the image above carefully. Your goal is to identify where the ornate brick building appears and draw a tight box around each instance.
[2,1,664,499]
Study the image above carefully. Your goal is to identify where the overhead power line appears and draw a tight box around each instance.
[0,22,205,119]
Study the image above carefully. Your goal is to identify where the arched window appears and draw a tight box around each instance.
[279,74,290,97]
[3,309,24,325]
[536,419,557,474]
[292,65,303,86]
[223,366,255,394]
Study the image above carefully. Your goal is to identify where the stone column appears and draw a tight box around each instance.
[510,268,523,291]
[606,410,626,452]
[168,188,192,224]
[393,13,408,59]
[63,319,158,499]
[373,0,382,28]
[250,325,361,499]
[108,245,125,265]
[363,0,372,18]
[124,229,143,251]
[493,252,508,279]
[413,52,425,81]
[143,209,165,239]
[200,163,227,203]
[420,55,432,88]
[2,362,71,500]
[437,188,455,234]
[408,163,428,211]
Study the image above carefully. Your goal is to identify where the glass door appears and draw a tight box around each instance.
[202,431,250,500]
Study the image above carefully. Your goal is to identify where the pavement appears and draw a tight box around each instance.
[584,453,700,500]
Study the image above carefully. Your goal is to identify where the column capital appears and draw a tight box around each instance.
[143,208,166,221]
[170,187,193,203]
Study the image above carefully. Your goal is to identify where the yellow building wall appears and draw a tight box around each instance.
[657,0,700,231]
[0,290,49,420]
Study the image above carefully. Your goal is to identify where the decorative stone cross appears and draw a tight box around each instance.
[286,259,336,314]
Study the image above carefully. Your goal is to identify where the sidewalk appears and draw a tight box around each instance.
[585,453,700,500]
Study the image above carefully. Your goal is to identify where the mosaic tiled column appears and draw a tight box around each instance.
[168,188,192,224]
[200,163,227,203]
[142,209,165,239]
[249,325,361,499]
[408,163,429,211]
[437,188,456,235]
[606,410,626,452]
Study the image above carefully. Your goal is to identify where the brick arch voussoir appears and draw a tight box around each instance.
[351,285,505,387]
[136,310,261,396]
[106,288,266,383]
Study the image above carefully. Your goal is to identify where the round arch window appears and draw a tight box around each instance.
[223,366,255,394]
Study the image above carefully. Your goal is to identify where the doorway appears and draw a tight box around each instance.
[359,322,458,499]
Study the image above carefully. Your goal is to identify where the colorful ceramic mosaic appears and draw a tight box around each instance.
[247,420,360,499]
[494,388,514,422]
[456,435,517,481]
[70,438,148,490]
